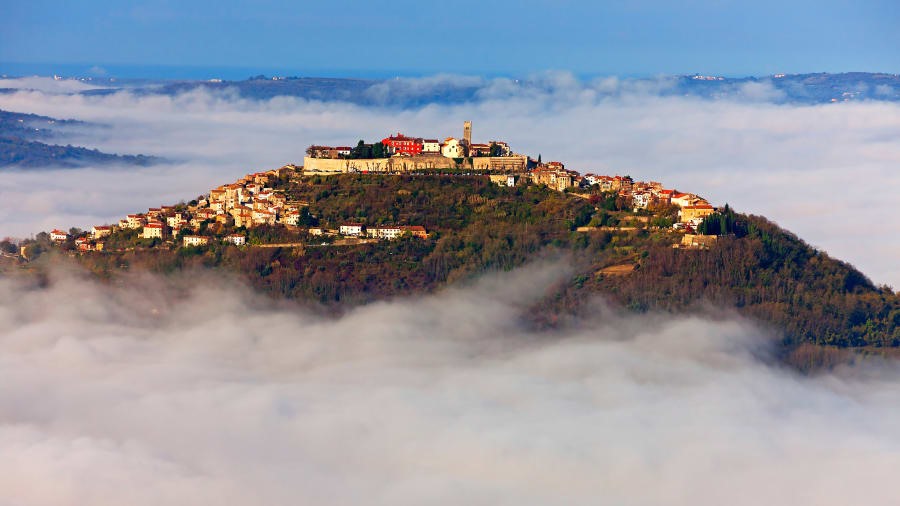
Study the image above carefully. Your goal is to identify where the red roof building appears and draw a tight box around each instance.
[382,133,423,156]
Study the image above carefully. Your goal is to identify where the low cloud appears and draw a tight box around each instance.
[1,263,900,505]
[0,76,108,94]
[1,77,899,286]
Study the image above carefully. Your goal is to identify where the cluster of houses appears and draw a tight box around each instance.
[49,166,300,251]
[47,164,432,252]
[487,160,716,230]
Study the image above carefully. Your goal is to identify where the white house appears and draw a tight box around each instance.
[422,139,441,153]
[339,223,364,236]
[441,137,465,158]
[224,234,246,246]
[167,213,186,228]
[49,229,68,242]
[182,235,209,247]
[126,214,145,229]
[142,223,166,239]
[368,226,403,239]
[280,209,301,226]
[632,192,652,210]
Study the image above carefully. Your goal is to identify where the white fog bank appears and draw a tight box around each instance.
[2,265,900,505]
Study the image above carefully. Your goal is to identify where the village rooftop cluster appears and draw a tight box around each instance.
[45,165,432,254]
[37,122,719,256]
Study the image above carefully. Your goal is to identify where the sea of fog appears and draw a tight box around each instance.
[2,75,900,504]
[2,263,900,505]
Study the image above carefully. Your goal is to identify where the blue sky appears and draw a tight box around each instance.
[2,0,899,78]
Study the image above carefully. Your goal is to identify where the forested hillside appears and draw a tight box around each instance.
[12,174,899,366]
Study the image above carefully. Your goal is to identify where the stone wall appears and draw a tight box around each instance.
[302,154,529,175]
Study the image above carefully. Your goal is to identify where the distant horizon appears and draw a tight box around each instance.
[2,61,898,82]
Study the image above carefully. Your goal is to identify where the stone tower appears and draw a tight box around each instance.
[463,120,472,145]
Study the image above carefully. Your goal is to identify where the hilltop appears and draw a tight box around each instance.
[6,163,898,370]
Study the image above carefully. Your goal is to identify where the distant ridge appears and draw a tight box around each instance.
[0,109,162,168]
[5,72,898,106]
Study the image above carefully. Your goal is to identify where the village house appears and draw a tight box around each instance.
[402,225,428,239]
[182,235,209,247]
[91,225,113,239]
[672,192,707,208]
[209,188,226,203]
[232,207,253,228]
[167,213,187,228]
[441,137,466,158]
[280,209,301,226]
[224,234,246,246]
[142,222,166,239]
[632,192,653,210]
[489,174,521,187]
[654,189,675,205]
[469,143,492,156]
[125,214,145,229]
[680,204,716,224]
[677,234,718,250]
[339,223,364,236]
[422,139,441,153]
[368,226,403,239]
[382,133,424,156]
[50,229,68,242]
[251,209,276,226]
[76,240,94,252]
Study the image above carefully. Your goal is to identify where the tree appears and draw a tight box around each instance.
[0,238,16,254]
[350,140,372,159]
[372,142,386,159]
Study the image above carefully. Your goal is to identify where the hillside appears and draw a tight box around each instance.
[10,171,898,369]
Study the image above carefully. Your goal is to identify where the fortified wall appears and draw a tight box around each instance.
[302,154,529,175]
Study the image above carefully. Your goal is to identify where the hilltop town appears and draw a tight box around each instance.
[2,123,896,360]
[11,121,721,259]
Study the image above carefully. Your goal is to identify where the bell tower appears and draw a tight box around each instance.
[463,120,472,145]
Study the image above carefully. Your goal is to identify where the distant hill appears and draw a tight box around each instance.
[32,72,900,106]
[0,109,162,168]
